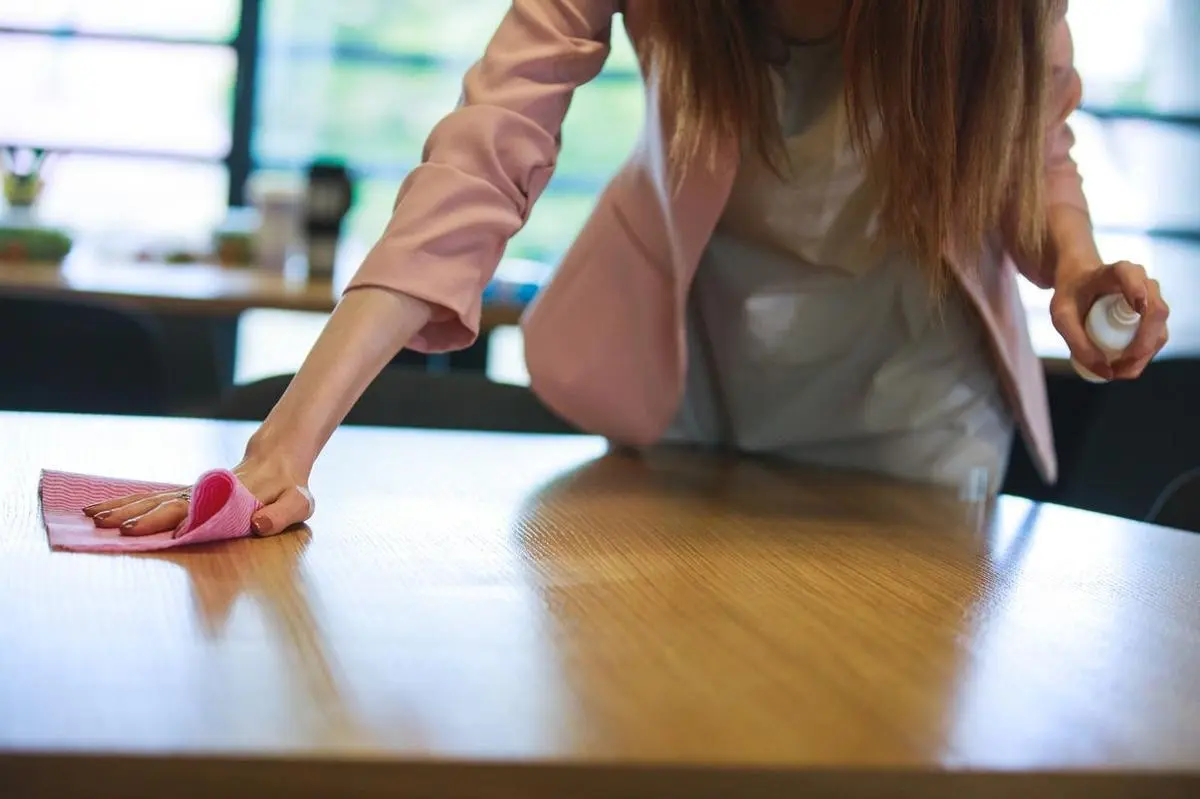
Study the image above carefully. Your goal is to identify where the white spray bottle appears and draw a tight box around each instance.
[1071,294,1141,383]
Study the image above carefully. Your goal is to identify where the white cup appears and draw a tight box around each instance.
[248,176,303,272]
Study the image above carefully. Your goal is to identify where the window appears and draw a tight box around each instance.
[0,0,241,237]
[1068,0,1199,120]
[1065,0,1200,237]
[6,1,1196,253]
[0,1,239,39]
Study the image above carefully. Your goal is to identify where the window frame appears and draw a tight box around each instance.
[0,1,259,207]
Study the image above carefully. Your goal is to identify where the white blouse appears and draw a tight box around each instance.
[661,39,1014,493]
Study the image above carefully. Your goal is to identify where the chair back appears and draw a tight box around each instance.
[218,369,577,434]
[0,296,169,415]
[1149,468,1200,533]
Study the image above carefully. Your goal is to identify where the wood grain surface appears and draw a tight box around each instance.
[1,413,1198,798]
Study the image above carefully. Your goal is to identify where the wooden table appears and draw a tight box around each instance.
[2,413,1198,797]
[0,255,527,328]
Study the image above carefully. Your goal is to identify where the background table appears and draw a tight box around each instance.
[0,252,530,405]
[2,413,1199,797]
[0,251,528,325]
[2,233,1197,377]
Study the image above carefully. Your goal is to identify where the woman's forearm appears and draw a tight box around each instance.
[246,286,434,471]
[1046,203,1103,283]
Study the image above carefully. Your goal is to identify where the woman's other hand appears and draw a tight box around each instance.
[82,450,314,538]
[1049,259,1170,380]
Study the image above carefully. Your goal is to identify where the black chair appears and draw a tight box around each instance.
[1148,468,1200,533]
[1065,360,1200,521]
[0,295,169,416]
[216,368,578,434]
[1005,359,1200,522]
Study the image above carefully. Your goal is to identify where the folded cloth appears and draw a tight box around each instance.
[39,468,262,552]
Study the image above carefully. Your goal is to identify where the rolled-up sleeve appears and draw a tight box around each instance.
[345,0,617,353]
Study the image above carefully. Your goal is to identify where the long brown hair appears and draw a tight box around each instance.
[646,0,1055,295]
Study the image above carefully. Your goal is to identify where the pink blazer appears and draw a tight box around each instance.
[348,0,1089,483]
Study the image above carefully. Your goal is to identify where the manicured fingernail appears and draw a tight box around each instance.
[120,521,136,532]
[94,510,111,521]
[251,517,271,535]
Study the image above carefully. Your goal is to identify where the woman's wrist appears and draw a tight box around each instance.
[1054,254,1104,288]
[1047,205,1103,288]
[245,420,319,479]
[238,286,434,479]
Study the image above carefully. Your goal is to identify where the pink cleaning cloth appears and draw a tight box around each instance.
[39,468,262,552]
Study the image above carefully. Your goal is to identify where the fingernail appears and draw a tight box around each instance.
[120,521,136,533]
[1136,298,1148,314]
[94,510,111,521]
[251,516,271,535]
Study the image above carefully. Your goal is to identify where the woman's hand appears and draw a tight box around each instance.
[1049,259,1170,381]
[83,449,314,538]
[82,285,435,538]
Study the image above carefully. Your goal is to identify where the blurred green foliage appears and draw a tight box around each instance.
[254,0,644,263]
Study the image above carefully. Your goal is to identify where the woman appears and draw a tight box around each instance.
[87,0,1169,536]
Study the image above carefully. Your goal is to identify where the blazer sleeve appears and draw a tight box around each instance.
[1013,12,1091,289]
[344,0,618,352]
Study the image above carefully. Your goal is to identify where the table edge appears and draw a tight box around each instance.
[2,752,1197,799]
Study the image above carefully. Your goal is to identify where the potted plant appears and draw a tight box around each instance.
[1,146,72,264]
